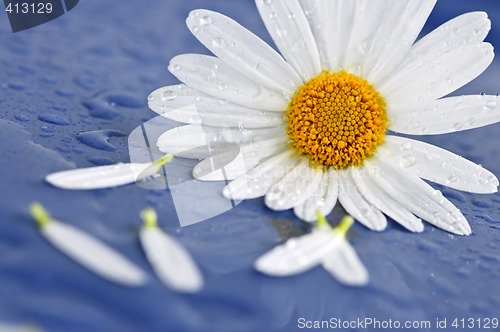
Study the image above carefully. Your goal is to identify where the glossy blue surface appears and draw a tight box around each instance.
[1,1,499,331]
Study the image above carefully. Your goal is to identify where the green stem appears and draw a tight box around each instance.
[140,207,158,228]
[29,202,52,228]
[332,215,355,238]
[153,154,174,167]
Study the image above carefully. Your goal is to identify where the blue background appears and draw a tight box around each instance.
[0,1,499,331]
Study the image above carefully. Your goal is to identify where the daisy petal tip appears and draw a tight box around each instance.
[346,273,369,287]
[413,224,425,234]
[222,186,239,200]
[335,267,369,287]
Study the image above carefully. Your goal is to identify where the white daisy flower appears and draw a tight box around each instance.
[45,154,173,190]
[255,213,368,286]
[30,203,147,286]
[139,207,204,292]
[148,0,500,235]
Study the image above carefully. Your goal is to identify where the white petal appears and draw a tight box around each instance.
[157,124,285,158]
[298,0,353,70]
[370,158,471,235]
[381,136,498,194]
[255,229,340,276]
[321,239,369,286]
[149,85,284,128]
[256,0,321,81]
[386,12,491,85]
[42,221,147,286]
[351,166,424,233]
[45,162,156,190]
[169,54,288,111]
[265,158,322,211]
[140,226,203,293]
[293,169,339,222]
[193,137,288,181]
[389,95,500,135]
[337,170,387,231]
[381,43,494,110]
[307,0,424,75]
[341,0,394,75]
[364,0,436,83]
[223,150,298,200]
[186,10,301,94]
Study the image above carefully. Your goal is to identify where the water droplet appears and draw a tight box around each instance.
[77,130,127,151]
[88,157,115,166]
[14,114,30,122]
[8,82,26,91]
[39,114,70,126]
[161,90,177,101]
[263,0,272,5]
[41,126,54,133]
[147,95,154,101]
[485,100,497,110]
[212,37,225,48]
[199,15,212,25]
[401,142,412,151]
[399,155,416,168]
[408,120,420,129]
[447,175,457,183]
[453,122,463,130]
[218,83,228,90]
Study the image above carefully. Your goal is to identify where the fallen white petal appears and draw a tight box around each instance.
[256,0,321,81]
[381,136,498,194]
[255,229,340,276]
[169,54,288,111]
[46,162,157,190]
[186,9,301,94]
[140,226,203,293]
[36,214,147,286]
[321,239,369,286]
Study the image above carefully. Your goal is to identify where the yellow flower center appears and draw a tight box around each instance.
[285,71,387,169]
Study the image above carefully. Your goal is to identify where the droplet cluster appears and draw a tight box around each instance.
[286,71,387,169]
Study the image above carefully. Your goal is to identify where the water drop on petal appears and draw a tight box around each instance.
[161,90,177,101]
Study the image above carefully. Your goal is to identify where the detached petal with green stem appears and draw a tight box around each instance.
[30,202,147,286]
[139,207,203,293]
[45,154,173,190]
[255,212,368,286]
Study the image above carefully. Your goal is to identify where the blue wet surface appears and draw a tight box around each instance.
[1,1,500,331]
